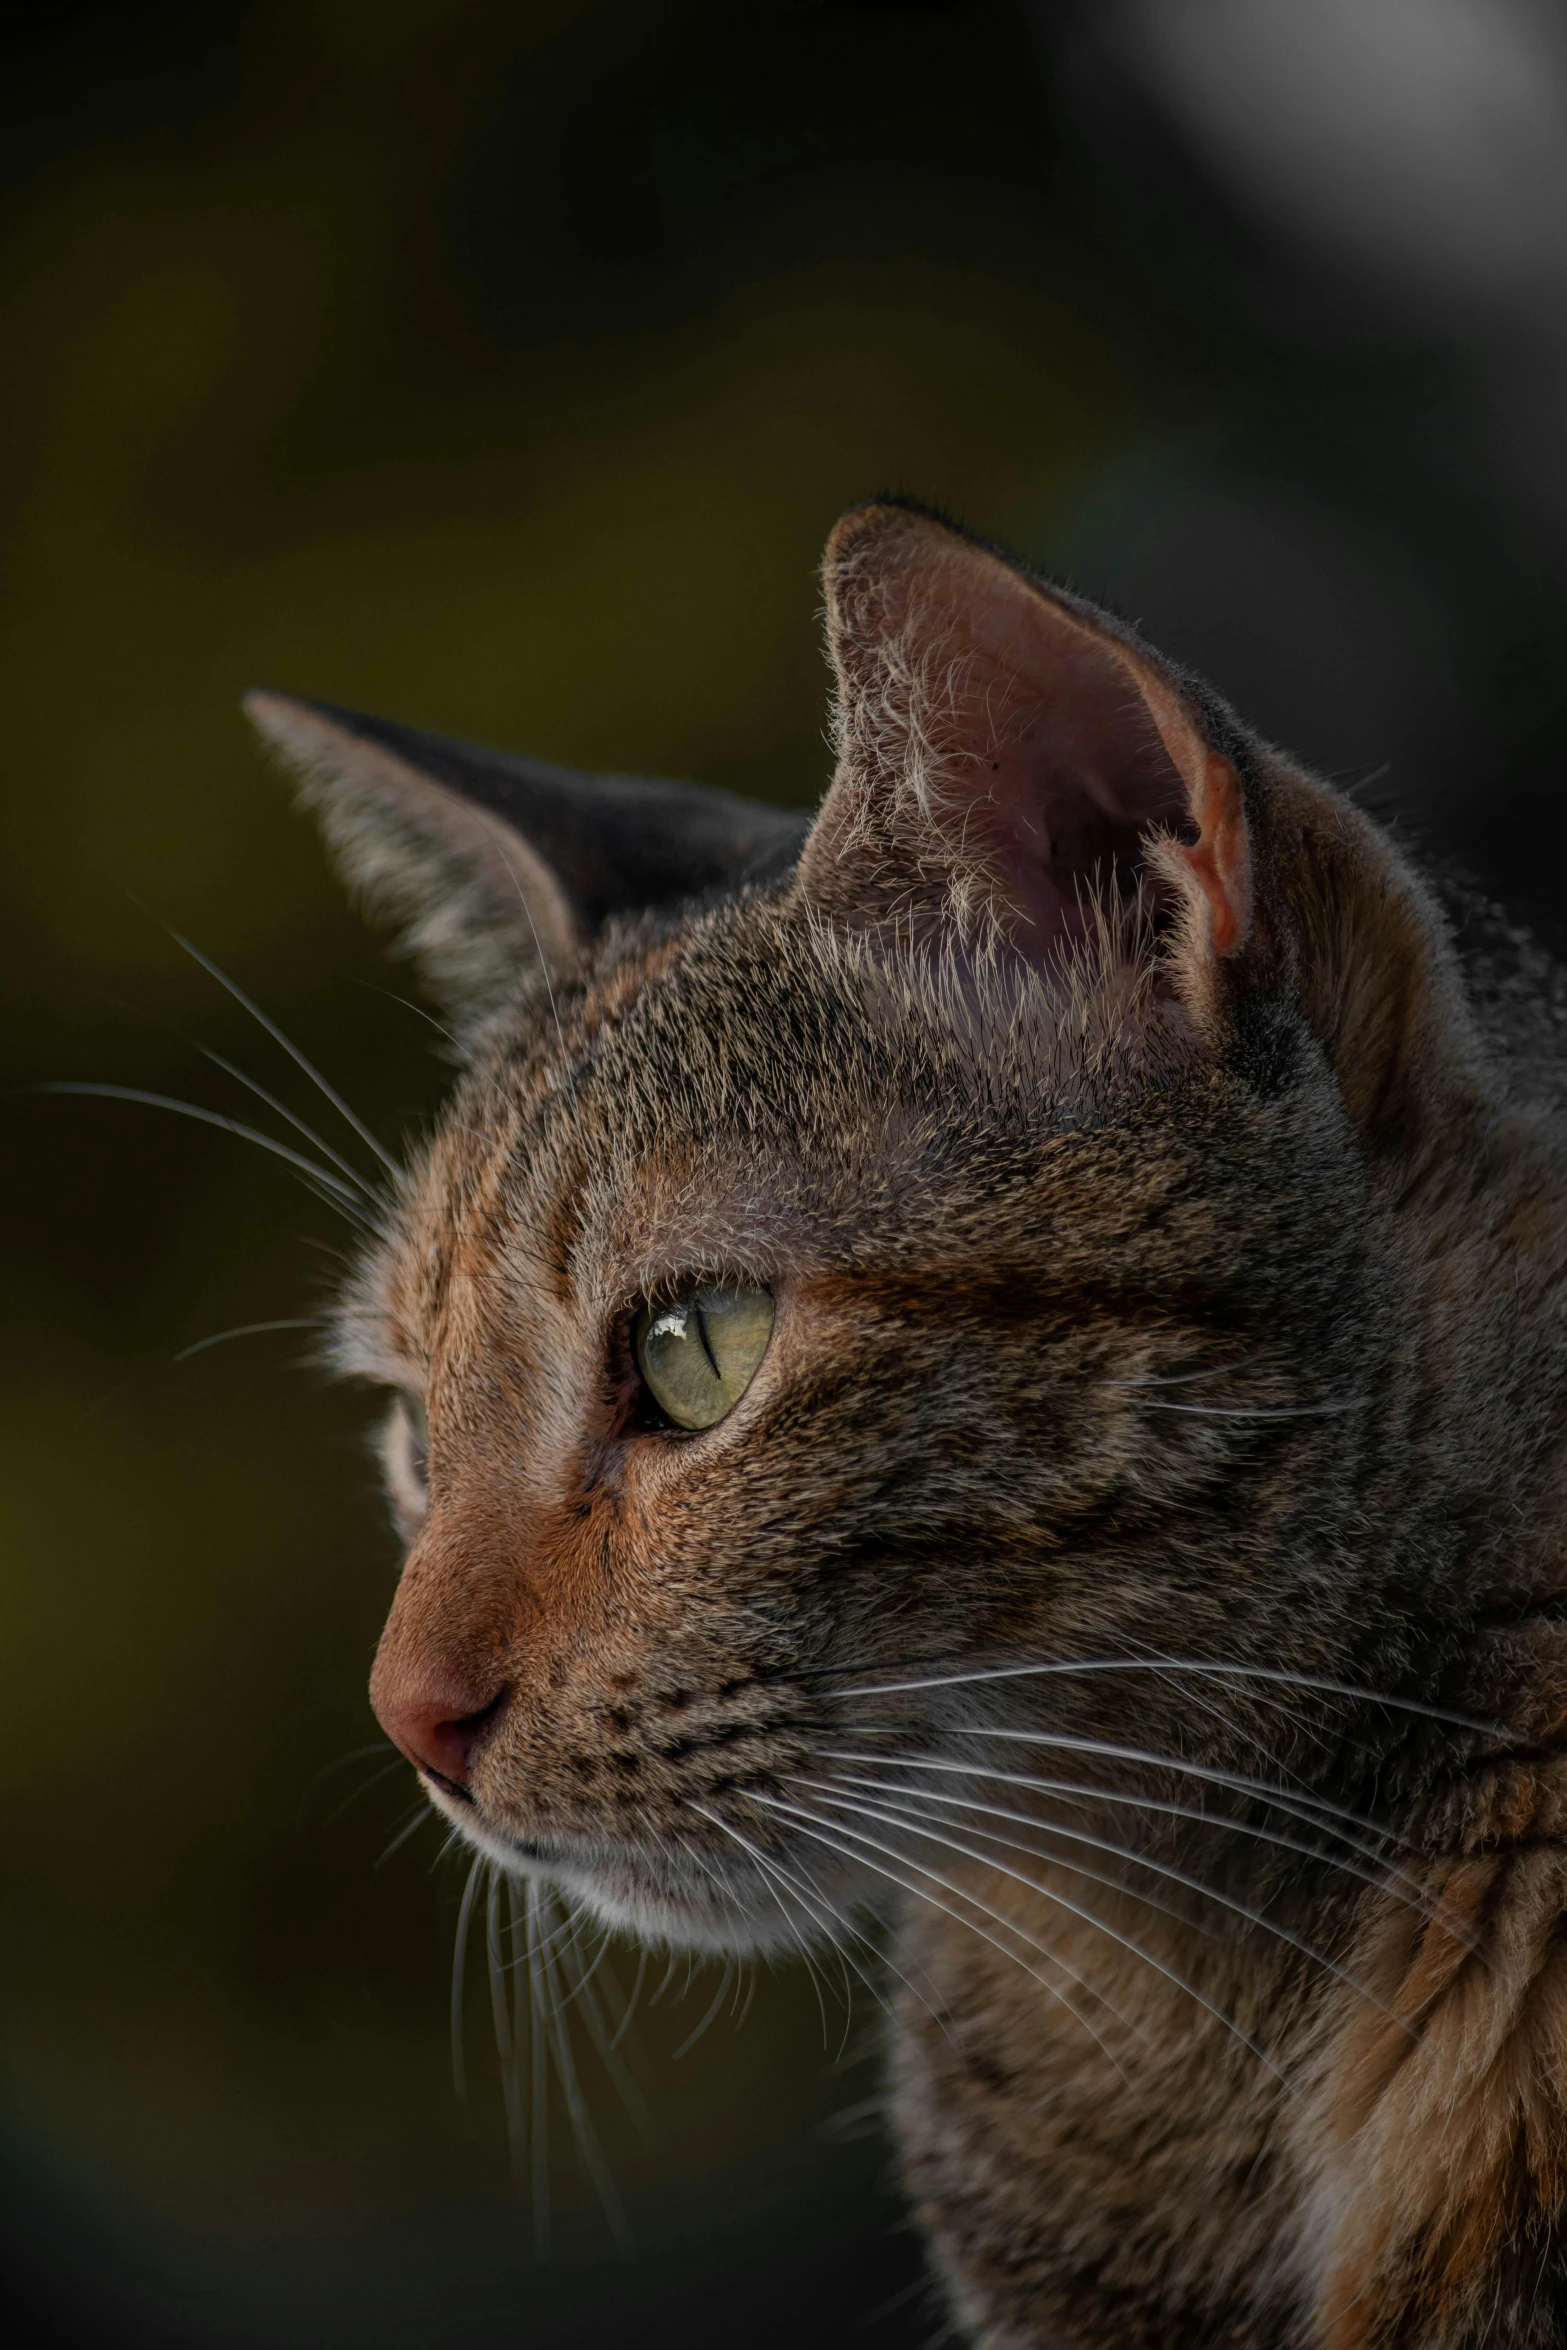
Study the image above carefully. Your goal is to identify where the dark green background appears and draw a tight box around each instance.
[4,3,1564,2343]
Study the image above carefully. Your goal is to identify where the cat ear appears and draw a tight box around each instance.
[797,501,1253,997]
[245,692,810,1030]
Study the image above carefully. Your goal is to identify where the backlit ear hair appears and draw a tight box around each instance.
[246,693,809,1037]
[795,500,1254,1016]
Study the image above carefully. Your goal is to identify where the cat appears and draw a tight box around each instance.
[249,497,1567,2348]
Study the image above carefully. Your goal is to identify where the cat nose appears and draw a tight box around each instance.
[372,1672,506,1797]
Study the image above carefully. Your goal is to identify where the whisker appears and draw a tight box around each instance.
[752,1793,1153,2090]
[764,1789,1281,2081]
[552,1918,612,2014]
[687,1801,901,2029]
[608,1943,650,2052]
[38,1084,375,1224]
[1121,1659,1326,1793]
[820,1750,1448,1926]
[532,1884,632,2251]
[298,1739,397,1824]
[815,1772,1408,2030]
[348,976,462,1050]
[522,1879,551,2255]
[429,1826,465,1874]
[798,1774,1205,1939]
[1110,1356,1268,1389]
[1136,1399,1359,1420]
[90,987,382,1203]
[486,1869,527,2207]
[839,1721,1410,1854]
[166,926,403,1182]
[670,1959,735,2061]
[471,816,570,1068]
[527,1894,598,1987]
[647,1947,684,2008]
[830,1655,1493,1736]
[450,1852,485,2103]
[1099,1633,1374,1797]
[174,1317,323,1362]
[565,1955,660,2147]
[197,1043,378,1200]
[374,1802,434,1867]
[680,1816,844,2046]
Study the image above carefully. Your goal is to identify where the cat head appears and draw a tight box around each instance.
[252,500,1482,1950]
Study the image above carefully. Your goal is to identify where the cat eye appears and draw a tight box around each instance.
[633,1284,774,1431]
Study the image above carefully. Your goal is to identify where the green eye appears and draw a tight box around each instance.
[633,1285,774,1431]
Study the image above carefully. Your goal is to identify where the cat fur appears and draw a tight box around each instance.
[250,499,1567,2347]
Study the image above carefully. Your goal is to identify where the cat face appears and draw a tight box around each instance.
[254,501,1471,1951]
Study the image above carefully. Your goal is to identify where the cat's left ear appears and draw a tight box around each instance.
[246,692,809,1032]
[796,501,1256,1006]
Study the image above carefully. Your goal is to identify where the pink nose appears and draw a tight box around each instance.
[372,1680,505,1796]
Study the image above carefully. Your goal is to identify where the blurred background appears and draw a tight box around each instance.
[6,1,1567,2341]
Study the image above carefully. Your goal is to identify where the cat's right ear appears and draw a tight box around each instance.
[795,501,1257,1023]
[245,692,809,1035]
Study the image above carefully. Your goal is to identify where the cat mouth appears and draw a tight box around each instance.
[423,1790,797,1947]
[421,1781,665,1884]
[411,1771,812,1947]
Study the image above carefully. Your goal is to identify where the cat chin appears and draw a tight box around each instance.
[436,1800,805,1957]
[560,1875,802,1957]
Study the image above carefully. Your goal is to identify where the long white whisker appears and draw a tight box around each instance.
[839,1721,1408,1854]
[374,1803,433,1866]
[814,1773,1408,2031]
[167,927,402,1182]
[763,1789,1283,2084]
[646,1946,684,2009]
[608,1943,650,2052]
[796,1774,1205,1939]
[551,1917,612,2015]
[198,1043,377,1199]
[1138,1398,1357,1419]
[532,1886,631,2251]
[524,1880,552,2254]
[173,1317,323,1362]
[565,1955,660,2146]
[687,1800,902,2026]
[450,1852,485,2103]
[820,1749,1446,1924]
[752,1793,1151,2090]
[751,1865,863,2046]
[681,1814,841,2039]
[312,1752,405,1828]
[1111,1357,1267,1388]
[528,1892,598,1986]
[480,823,567,1057]
[40,1084,374,1224]
[348,975,462,1050]
[1104,1635,1346,1796]
[831,1655,1491,1735]
[486,1868,527,2206]
[670,1960,735,2061]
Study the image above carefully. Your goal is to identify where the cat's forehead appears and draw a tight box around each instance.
[356,892,1201,1363]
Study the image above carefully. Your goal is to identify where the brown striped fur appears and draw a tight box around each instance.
[255,501,1567,2344]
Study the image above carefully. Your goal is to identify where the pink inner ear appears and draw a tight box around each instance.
[955,590,1196,963]
[814,503,1253,966]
